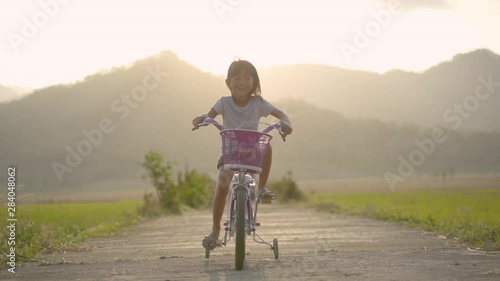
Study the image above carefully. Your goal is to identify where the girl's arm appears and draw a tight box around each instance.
[192,108,218,129]
[271,108,293,138]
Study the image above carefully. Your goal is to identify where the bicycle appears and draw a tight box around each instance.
[193,117,283,270]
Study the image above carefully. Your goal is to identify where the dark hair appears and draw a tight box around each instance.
[225,60,261,96]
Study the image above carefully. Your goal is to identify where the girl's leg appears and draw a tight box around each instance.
[258,146,272,194]
[203,168,233,245]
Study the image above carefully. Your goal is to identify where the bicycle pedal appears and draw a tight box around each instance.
[258,198,276,204]
[215,239,223,247]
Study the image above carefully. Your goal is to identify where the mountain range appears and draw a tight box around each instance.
[1,50,499,190]
[0,85,32,104]
[260,49,500,132]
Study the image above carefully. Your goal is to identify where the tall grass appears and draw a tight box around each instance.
[0,201,141,265]
[307,188,500,250]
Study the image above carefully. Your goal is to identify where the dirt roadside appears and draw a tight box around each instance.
[2,206,499,281]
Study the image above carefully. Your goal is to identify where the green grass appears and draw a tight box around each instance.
[0,201,142,266]
[307,188,500,250]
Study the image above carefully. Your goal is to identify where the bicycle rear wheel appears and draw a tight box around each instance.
[235,187,247,270]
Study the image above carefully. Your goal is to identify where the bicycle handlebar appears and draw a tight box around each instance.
[192,117,286,141]
[192,117,226,131]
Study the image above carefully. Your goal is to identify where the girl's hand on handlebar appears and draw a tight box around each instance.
[192,114,207,130]
[280,122,293,141]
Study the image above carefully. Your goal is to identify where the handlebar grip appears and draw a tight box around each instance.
[192,117,225,131]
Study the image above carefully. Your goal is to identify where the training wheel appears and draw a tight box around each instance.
[273,238,279,259]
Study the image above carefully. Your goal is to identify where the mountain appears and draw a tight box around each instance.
[0,85,17,103]
[1,50,499,190]
[0,51,225,189]
[0,85,25,104]
[0,85,33,103]
[260,49,500,132]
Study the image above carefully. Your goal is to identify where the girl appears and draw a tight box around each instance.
[192,59,293,248]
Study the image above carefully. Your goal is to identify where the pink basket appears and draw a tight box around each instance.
[220,129,273,172]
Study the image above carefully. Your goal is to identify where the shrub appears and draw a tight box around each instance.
[177,169,214,210]
[142,151,214,215]
[269,170,304,203]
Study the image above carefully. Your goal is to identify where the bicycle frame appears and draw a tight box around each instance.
[194,117,282,268]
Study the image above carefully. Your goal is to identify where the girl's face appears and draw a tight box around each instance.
[228,69,254,98]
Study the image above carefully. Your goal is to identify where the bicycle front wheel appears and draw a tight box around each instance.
[235,187,247,270]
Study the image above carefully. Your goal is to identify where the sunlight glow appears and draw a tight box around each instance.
[0,0,498,88]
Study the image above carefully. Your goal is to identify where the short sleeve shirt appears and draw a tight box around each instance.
[212,96,275,130]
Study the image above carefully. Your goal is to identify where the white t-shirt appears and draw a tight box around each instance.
[212,96,275,130]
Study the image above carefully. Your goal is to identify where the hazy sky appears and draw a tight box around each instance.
[1,0,499,88]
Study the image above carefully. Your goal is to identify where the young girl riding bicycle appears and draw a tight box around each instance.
[192,59,293,248]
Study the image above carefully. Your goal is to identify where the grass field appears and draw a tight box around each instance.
[0,201,142,266]
[1,173,498,269]
[307,188,500,250]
